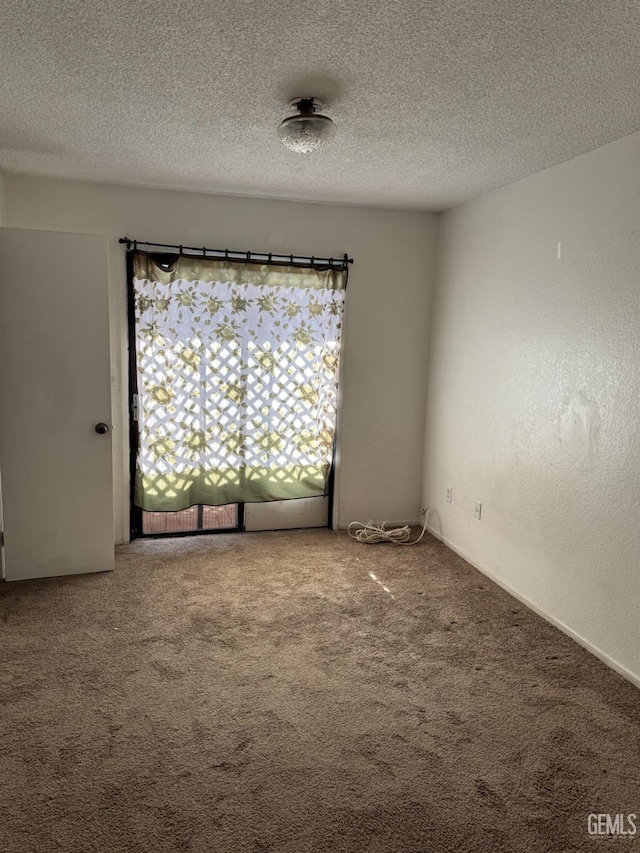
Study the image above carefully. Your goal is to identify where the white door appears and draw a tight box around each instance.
[0,228,113,580]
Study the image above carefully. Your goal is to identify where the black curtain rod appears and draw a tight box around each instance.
[119,237,353,270]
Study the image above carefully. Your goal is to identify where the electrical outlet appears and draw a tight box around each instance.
[474,500,482,521]
[446,485,453,503]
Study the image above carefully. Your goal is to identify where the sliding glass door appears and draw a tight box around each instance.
[141,503,241,536]
[128,247,347,538]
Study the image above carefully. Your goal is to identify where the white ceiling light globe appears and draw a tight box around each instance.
[277,98,337,154]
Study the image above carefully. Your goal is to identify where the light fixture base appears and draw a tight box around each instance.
[288,97,325,114]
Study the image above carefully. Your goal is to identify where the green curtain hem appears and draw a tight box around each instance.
[134,465,329,512]
[134,252,346,292]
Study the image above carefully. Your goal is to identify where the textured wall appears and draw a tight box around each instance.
[423,131,640,682]
[4,176,437,542]
[0,169,5,225]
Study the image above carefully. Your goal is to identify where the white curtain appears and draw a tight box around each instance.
[132,251,347,511]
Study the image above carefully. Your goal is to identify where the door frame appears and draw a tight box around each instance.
[125,247,342,539]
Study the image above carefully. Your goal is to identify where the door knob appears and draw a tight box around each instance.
[95,422,109,435]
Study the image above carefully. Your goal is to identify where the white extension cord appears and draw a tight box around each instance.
[347,509,430,545]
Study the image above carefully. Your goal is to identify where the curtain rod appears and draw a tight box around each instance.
[119,237,353,271]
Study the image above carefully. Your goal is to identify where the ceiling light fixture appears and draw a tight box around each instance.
[277,97,336,154]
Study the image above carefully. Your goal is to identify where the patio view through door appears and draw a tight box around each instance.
[127,243,348,538]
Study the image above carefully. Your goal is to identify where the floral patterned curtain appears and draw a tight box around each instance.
[132,251,347,512]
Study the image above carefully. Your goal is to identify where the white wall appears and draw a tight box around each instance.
[423,131,640,683]
[0,170,6,578]
[0,170,6,225]
[4,176,438,543]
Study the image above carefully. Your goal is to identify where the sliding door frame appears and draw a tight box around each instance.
[125,247,341,540]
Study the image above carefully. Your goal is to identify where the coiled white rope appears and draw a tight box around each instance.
[347,511,429,545]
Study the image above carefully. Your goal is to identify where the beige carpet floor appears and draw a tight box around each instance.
[1,529,639,852]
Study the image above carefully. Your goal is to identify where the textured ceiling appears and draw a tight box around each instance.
[0,0,639,211]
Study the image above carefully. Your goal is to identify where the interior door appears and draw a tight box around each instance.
[0,228,113,580]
